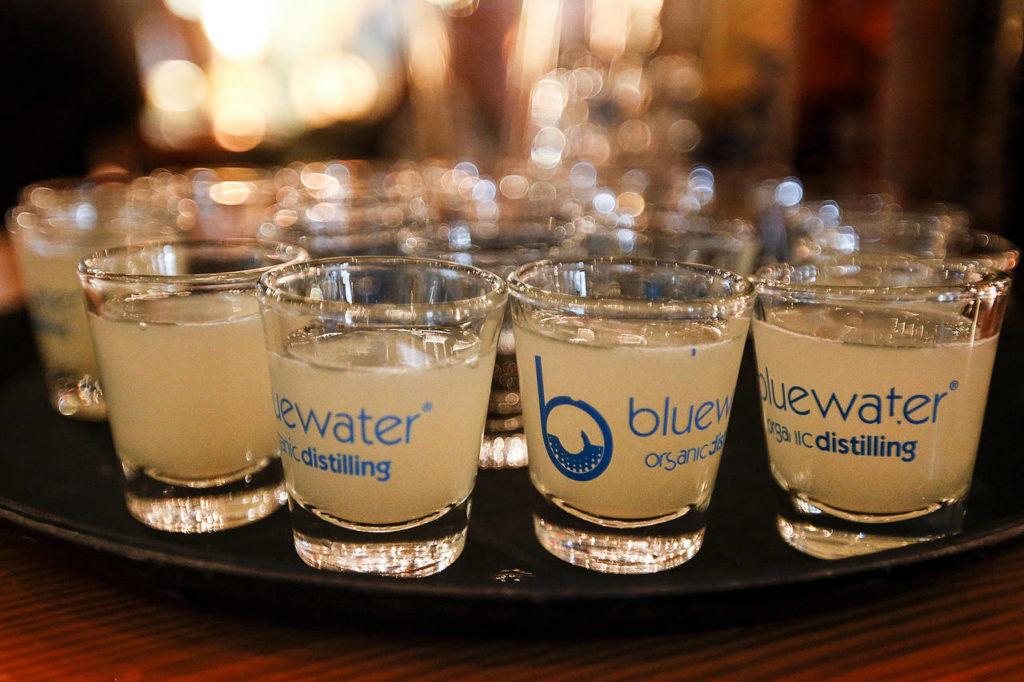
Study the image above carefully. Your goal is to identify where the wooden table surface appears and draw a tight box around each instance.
[0,517,1022,680]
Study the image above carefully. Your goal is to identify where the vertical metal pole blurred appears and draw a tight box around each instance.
[503,0,564,158]
[883,0,1018,232]
[401,2,456,158]
[878,0,955,201]
[698,0,799,169]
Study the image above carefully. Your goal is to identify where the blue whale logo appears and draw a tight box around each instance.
[535,355,613,481]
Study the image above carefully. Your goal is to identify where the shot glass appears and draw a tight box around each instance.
[650,216,762,276]
[156,166,277,239]
[258,257,506,577]
[786,201,1019,276]
[944,229,1020,275]
[752,255,1011,559]
[7,177,180,419]
[509,258,753,574]
[257,195,403,258]
[78,239,307,532]
[400,219,583,468]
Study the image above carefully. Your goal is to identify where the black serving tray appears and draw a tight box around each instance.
[1,303,1023,631]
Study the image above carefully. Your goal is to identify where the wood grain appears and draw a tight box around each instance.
[0,521,1023,680]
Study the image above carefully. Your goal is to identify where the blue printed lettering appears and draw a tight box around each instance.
[628,395,734,438]
[628,399,660,437]
[903,395,931,424]
[811,389,858,421]
[643,432,726,472]
[787,386,809,415]
[695,401,714,430]
[757,366,953,425]
[375,415,402,445]
[332,413,355,443]
[857,394,882,424]
[298,404,331,438]
[273,394,425,446]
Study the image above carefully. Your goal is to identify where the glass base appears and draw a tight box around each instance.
[776,489,966,560]
[533,495,706,574]
[122,458,286,533]
[289,497,470,578]
[479,431,528,469]
[48,371,106,420]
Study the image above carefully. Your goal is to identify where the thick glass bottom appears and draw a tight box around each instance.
[776,489,967,560]
[122,457,286,533]
[289,497,470,578]
[532,494,706,574]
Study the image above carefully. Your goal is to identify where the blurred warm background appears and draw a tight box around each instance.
[1,0,1022,255]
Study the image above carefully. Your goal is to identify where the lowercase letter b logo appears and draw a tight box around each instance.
[534,356,612,481]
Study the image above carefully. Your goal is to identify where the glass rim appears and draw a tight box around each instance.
[5,176,167,233]
[17,172,143,197]
[257,255,508,317]
[754,255,1013,303]
[400,218,576,252]
[648,213,757,233]
[507,257,755,319]
[260,221,400,243]
[402,236,577,264]
[77,238,309,286]
[949,228,1020,257]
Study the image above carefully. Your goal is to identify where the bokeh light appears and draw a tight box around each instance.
[775,178,804,208]
[145,60,208,112]
[290,52,380,127]
[209,181,253,206]
[530,76,568,127]
[425,0,479,17]
[164,0,202,21]
[531,126,568,169]
[212,102,266,152]
[202,0,279,61]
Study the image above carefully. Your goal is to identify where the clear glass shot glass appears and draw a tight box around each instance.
[154,166,278,239]
[787,201,1019,276]
[257,196,404,258]
[650,215,762,276]
[399,219,583,469]
[78,239,307,532]
[7,176,181,419]
[257,160,437,260]
[509,258,753,574]
[752,255,1012,559]
[258,257,506,577]
[931,228,1019,275]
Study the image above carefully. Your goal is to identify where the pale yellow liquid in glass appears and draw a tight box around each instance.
[89,294,277,481]
[14,242,99,378]
[515,316,749,521]
[753,309,998,515]
[269,328,495,527]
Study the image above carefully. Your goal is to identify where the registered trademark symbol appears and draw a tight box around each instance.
[950,380,960,391]
[423,402,433,412]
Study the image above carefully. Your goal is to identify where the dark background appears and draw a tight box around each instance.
[0,0,1020,243]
